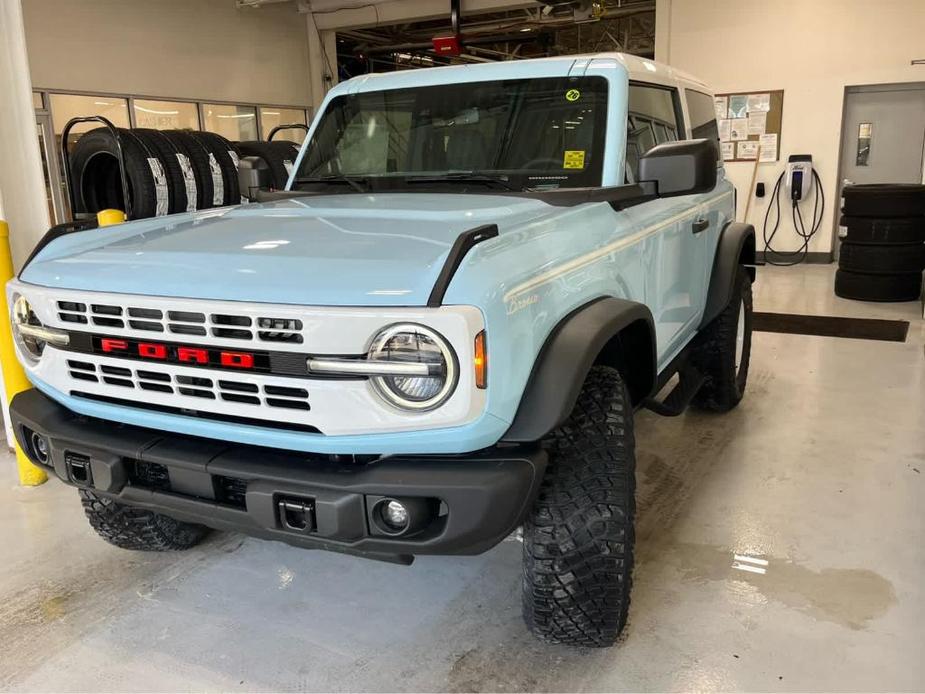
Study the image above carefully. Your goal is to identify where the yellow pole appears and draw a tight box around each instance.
[0,220,47,485]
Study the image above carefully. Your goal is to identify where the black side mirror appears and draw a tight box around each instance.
[638,139,717,197]
[238,155,272,200]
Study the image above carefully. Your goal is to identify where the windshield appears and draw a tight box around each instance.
[294,76,608,192]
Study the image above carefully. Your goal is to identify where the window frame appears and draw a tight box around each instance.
[625,80,686,182]
[35,87,309,143]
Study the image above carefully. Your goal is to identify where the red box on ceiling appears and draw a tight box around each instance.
[432,35,462,56]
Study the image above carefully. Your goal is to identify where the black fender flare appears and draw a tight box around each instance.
[501,297,656,443]
[699,221,756,329]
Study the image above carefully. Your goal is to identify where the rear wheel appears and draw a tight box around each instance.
[522,365,636,647]
[691,265,753,412]
[80,490,209,551]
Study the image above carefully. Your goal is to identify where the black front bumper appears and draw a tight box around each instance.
[11,389,546,564]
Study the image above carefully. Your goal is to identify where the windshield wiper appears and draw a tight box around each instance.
[294,174,368,193]
[405,172,521,192]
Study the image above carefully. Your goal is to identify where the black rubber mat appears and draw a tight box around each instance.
[752,312,909,342]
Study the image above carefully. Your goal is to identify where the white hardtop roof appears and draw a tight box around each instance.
[333,52,711,96]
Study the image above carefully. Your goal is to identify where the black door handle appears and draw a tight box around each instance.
[692,218,710,234]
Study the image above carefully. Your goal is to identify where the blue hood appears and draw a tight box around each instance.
[21,193,554,306]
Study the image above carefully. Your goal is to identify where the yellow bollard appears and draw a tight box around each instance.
[0,220,47,485]
[96,209,126,227]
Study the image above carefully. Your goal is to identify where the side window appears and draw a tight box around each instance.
[626,83,681,182]
[685,89,721,163]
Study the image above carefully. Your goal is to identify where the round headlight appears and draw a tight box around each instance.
[12,295,45,361]
[368,324,458,411]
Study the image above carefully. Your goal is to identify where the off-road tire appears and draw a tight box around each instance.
[131,128,190,215]
[188,131,240,207]
[160,129,211,211]
[838,241,925,274]
[834,269,923,302]
[70,127,165,219]
[523,365,636,648]
[840,215,925,245]
[691,265,752,412]
[79,490,209,551]
[841,183,925,218]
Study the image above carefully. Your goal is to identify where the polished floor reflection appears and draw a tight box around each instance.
[1,264,922,692]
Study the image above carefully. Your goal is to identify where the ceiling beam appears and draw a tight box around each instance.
[301,0,540,31]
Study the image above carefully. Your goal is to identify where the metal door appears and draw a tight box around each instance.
[839,84,925,186]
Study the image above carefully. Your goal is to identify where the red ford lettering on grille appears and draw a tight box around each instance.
[100,338,128,353]
[220,351,254,368]
[177,347,208,364]
[138,343,168,359]
[94,336,256,370]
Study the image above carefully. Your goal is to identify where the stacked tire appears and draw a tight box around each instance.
[837,184,925,302]
[69,128,241,220]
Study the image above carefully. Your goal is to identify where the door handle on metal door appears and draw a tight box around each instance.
[692,218,709,234]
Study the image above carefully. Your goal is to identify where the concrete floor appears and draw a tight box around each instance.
[1,264,923,692]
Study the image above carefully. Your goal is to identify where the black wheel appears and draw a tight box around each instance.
[237,141,299,190]
[842,184,925,218]
[188,131,240,206]
[70,127,166,219]
[838,241,925,274]
[80,490,209,551]
[131,128,190,215]
[691,265,752,412]
[834,269,923,302]
[523,365,636,648]
[840,215,925,245]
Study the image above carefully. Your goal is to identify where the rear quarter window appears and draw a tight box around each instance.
[685,89,721,163]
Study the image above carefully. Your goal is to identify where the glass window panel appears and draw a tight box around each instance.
[50,94,130,148]
[33,92,44,109]
[685,89,721,162]
[133,99,199,130]
[202,104,258,141]
[261,107,308,143]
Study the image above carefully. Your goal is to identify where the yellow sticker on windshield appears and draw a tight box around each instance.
[565,89,581,102]
[563,150,586,169]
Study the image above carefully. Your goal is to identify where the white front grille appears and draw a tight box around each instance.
[56,300,303,344]
[66,358,311,412]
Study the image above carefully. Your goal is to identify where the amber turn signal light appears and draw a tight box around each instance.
[474,330,487,389]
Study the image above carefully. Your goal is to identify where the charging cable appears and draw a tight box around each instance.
[762,168,825,266]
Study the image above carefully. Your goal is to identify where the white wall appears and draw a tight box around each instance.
[22,0,312,107]
[657,0,925,255]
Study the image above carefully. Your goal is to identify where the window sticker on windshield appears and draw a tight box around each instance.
[565,89,581,102]
[563,150,586,169]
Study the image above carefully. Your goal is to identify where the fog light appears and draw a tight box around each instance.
[30,431,49,464]
[380,499,409,531]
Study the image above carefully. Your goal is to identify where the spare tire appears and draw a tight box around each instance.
[236,141,299,190]
[161,130,213,210]
[132,129,191,215]
[842,184,925,218]
[840,215,925,244]
[839,241,925,274]
[834,269,923,302]
[187,131,240,207]
[70,127,169,219]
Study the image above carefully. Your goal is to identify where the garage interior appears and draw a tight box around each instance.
[0,0,923,691]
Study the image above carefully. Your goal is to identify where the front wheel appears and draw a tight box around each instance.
[80,490,209,551]
[522,365,636,647]
[691,265,753,412]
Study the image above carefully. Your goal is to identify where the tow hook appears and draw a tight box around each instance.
[277,497,316,533]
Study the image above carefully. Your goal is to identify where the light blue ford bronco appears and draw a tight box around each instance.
[9,53,755,647]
